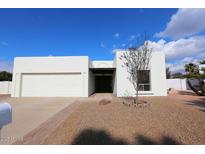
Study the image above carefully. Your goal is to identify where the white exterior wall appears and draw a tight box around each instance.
[91,61,114,68]
[12,56,89,97]
[115,51,167,96]
[150,52,167,96]
[0,81,12,94]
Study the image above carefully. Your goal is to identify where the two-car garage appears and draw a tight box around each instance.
[12,56,89,97]
[20,73,83,97]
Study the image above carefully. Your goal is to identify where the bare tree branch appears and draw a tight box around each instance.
[120,34,152,104]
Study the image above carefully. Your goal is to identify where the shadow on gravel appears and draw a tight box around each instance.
[136,135,180,145]
[185,97,205,110]
[71,129,127,145]
[71,128,180,145]
[199,109,205,112]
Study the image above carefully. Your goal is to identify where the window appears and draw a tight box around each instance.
[137,70,150,91]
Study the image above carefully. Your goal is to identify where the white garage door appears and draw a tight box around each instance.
[21,73,83,97]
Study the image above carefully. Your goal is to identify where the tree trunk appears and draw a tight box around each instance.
[134,84,139,105]
[187,79,205,96]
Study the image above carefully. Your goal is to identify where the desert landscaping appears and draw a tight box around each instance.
[7,91,204,145]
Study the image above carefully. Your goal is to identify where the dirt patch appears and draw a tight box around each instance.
[42,95,205,145]
[99,99,112,105]
[0,94,11,100]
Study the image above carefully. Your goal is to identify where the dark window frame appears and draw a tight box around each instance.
[137,70,151,91]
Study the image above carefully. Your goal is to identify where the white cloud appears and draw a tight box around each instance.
[166,55,205,73]
[148,36,205,60]
[166,63,185,73]
[156,9,205,38]
[0,41,8,46]
[100,42,106,48]
[0,61,13,72]
[113,33,120,38]
[148,35,205,73]
[182,57,193,63]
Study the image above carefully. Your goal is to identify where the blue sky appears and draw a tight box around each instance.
[1,8,205,73]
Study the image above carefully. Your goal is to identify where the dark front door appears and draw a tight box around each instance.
[95,76,112,93]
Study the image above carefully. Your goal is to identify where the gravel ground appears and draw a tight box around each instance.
[42,94,205,145]
[168,90,205,111]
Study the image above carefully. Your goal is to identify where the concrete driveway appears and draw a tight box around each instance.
[0,96,79,144]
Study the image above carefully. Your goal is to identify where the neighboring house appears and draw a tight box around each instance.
[11,51,167,97]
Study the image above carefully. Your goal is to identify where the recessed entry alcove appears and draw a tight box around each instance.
[89,69,115,93]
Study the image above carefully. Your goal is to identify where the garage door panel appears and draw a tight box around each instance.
[21,73,83,97]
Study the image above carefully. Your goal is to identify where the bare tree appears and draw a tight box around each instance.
[120,36,152,105]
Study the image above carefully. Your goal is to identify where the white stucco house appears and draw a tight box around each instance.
[11,51,167,97]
